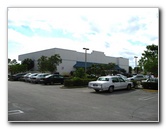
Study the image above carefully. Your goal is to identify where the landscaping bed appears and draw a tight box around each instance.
[64,77,96,88]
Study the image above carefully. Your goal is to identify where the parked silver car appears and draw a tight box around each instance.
[34,73,50,84]
[27,73,38,83]
[128,74,146,81]
[88,76,133,93]
[23,73,32,82]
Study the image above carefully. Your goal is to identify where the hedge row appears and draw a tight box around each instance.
[64,78,158,90]
[64,77,96,87]
[141,82,158,90]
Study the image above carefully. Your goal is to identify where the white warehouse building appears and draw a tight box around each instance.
[18,48,129,74]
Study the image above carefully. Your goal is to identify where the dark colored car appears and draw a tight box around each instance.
[9,73,26,81]
[146,78,158,83]
[40,74,64,85]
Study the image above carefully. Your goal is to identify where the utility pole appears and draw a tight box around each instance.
[83,48,89,73]
[134,56,138,74]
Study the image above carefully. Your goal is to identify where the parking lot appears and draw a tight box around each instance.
[8,81,159,122]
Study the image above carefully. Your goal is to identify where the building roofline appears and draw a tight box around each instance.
[18,47,129,60]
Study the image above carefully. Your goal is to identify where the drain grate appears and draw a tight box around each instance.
[8,110,24,115]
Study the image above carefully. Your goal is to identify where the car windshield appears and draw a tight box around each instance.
[45,75,52,78]
[97,77,109,81]
[117,74,128,81]
[38,73,49,77]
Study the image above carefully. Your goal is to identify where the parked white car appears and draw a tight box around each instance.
[88,76,133,93]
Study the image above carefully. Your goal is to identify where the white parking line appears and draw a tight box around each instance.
[138,96,156,101]
[8,110,24,115]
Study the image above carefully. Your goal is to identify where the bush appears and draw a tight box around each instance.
[142,82,158,90]
[74,68,86,78]
[131,80,140,88]
[64,77,96,87]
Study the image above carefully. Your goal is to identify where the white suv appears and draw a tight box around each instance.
[88,76,133,93]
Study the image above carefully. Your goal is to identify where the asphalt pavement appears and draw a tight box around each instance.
[8,81,159,122]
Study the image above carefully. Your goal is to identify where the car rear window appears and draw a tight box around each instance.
[137,76,144,78]
[97,77,109,81]
[112,77,119,82]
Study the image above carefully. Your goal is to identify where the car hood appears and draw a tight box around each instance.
[128,77,134,79]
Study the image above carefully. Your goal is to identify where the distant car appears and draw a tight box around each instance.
[40,74,64,85]
[142,77,158,83]
[88,76,133,93]
[144,74,155,80]
[116,74,129,81]
[23,73,32,82]
[128,74,146,81]
[30,73,40,83]
[9,73,26,81]
[26,73,38,82]
[34,73,50,84]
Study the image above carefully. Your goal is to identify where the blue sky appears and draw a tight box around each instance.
[8,8,159,68]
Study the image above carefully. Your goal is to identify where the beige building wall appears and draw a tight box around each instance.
[19,48,129,74]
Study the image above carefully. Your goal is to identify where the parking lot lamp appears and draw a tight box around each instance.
[83,48,89,73]
[134,56,138,74]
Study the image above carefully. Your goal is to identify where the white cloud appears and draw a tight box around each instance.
[8,8,159,68]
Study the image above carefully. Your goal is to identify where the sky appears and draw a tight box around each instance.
[8,8,159,68]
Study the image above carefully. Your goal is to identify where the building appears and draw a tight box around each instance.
[18,48,129,74]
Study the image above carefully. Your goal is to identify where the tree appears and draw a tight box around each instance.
[8,59,18,65]
[134,67,139,74]
[8,58,27,75]
[87,64,100,76]
[37,54,62,73]
[47,54,62,73]
[87,63,116,76]
[74,68,86,78]
[8,58,11,64]
[37,56,48,72]
[9,64,27,74]
[22,58,34,71]
[129,66,132,74]
[119,68,126,73]
[138,44,158,76]
[8,59,18,75]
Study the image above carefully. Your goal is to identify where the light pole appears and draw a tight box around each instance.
[83,48,89,73]
[134,56,138,74]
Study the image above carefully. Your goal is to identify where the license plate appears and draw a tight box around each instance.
[93,84,98,86]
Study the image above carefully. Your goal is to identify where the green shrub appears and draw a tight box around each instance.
[131,80,140,88]
[64,77,96,87]
[74,68,86,78]
[64,79,73,86]
[142,82,158,90]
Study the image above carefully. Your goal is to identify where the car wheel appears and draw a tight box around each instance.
[127,84,131,90]
[108,86,114,93]
[95,89,99,92]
